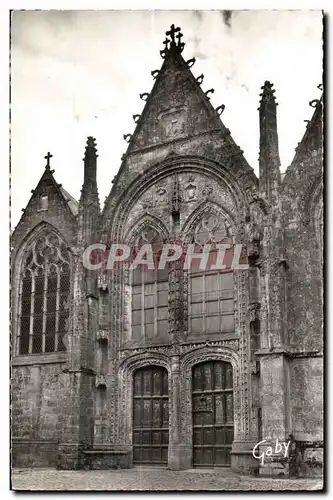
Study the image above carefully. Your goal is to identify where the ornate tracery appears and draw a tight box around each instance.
[17,230,71,355]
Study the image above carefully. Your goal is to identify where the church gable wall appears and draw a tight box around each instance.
[11,174,77,262]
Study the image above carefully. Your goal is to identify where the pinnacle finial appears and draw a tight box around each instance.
[83,136,98,160]
[44,152,53,170]
[86,136,97,148]
[259,81,277,106]
[161,24,185,57]
[166,24,181,44]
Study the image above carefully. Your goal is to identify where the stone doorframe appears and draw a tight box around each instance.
[117,346,240,470]
[178,346,241,470]
[117,351,172,465]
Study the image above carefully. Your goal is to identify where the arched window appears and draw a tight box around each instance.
[131,227,168,342]
[17,230,71,355]
[188,213,234,335]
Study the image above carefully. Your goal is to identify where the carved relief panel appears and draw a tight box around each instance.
[159,107,187,141]
[128,172,236,238]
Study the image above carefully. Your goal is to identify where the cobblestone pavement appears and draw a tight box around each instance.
[11,468,324,491]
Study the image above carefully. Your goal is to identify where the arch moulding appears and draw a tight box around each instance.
[116,351,171,447]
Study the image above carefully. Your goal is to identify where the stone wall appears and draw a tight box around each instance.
[11,360,69,467]
[290,357,323,441]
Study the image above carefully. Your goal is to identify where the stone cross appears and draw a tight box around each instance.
[176,31,183,45]
[166,24,181,43]
[44,152,53,168]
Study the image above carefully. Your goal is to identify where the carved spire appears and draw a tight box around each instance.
[79,136,100,246]
[83,136,98,186]
[258,81,281,202]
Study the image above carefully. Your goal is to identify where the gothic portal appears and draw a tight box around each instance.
[11,25,323,475]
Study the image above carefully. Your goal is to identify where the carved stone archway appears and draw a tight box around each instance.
[116,351,172,463]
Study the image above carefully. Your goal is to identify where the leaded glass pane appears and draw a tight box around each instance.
[34,276,44,295]
[21,298,32,316]
[58,311,69,332]
[46,293,57,314]
[46,313,56,334]
[19,316,30,354]
[32,334,43,353]
[45,334,55,353]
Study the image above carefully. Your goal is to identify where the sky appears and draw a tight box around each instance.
[10,9,323,229]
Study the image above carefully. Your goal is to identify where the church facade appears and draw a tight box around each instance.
[11,26,323,476]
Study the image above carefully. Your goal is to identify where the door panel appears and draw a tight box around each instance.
[192,360,234,467]
[133,366,169,465]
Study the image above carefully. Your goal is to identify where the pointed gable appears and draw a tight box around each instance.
[103,25,258,220]
[23,165,77,221]
[11,153,78,243]
[126,26,229,155]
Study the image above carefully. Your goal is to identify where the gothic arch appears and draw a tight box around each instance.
[11,222,72,357]
[117,352,171,445]
[124,213,170,243]
[181,200,237,243]
[179,346,241,458]
[104,155,251,240]
[12,221,71,271]
[301,173,323,228]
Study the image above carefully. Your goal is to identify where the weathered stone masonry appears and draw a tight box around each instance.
[11,27,323,476]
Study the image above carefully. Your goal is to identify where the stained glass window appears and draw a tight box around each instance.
[18,230,71,354]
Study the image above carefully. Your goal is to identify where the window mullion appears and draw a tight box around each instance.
[17,285,22,356]
[188,273,191,324]
[219,273,222,332]
[154,280,157,337]
[42,264,47,353]
[202,275,206,333]
[29,273,35,354]
[55,270,60,351]
[141,281,144,342]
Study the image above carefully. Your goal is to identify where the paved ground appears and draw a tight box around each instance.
[11,468,324,491]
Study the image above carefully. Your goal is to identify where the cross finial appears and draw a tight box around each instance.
[166,24,181,44]
[44,152,53,169]
[176,31,183,45]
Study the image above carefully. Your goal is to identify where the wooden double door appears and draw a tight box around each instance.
[132,361,234,467]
